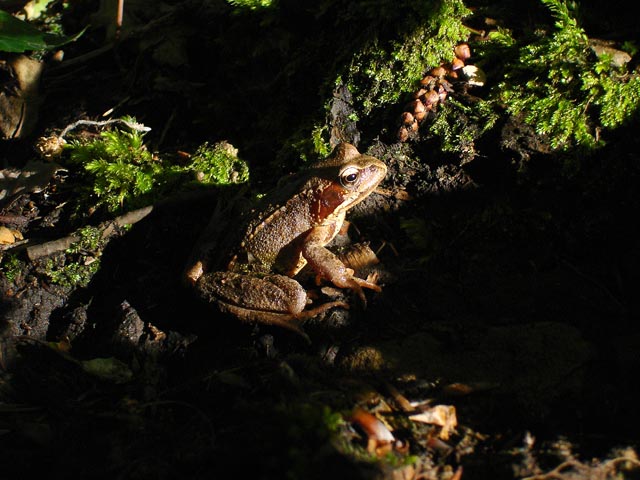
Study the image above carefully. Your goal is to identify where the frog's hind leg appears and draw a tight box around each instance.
[196,272,348,341]
[217,299,349,342]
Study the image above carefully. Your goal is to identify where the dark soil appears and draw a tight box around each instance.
[2,1,640,479]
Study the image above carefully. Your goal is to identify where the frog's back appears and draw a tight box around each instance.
[232,184,318,272]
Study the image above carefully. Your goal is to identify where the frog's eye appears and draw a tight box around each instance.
[340,167,360,187]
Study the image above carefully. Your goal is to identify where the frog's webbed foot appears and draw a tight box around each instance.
[347,276,382,307]
[303,240,382,307]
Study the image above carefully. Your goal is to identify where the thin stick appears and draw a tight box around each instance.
[59,118,150,141]
[26,205,153,261]
[116,0,124,40]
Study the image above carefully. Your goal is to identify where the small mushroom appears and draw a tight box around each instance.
[451,57,465,71]
[338,243,380,272]
[413,87,427,99]
[397,126,409,142]
[409,99,426,116]
[423,89,440,107]
[420,75,435,87]
[454,43,471,61]
[413,110,427,122]
[400,111,415,126]
[440,78,454,92]
[411,99,427,122]
[437,84,448,103]
[430,66,447,78]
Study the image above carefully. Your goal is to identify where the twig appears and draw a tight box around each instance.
[116,0,124,40]
[0,238,28,251]
[523,454,640,480]
[26,235,77,259]
[59,118,151,141]
[25,205,154,261]
[384,382,415,412]
[523,460,586,480]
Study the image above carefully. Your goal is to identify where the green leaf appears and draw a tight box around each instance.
[0,9,85,53]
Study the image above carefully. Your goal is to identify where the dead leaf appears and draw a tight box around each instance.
[0,225,23,244]
[0,55,43,139]
[0,160,62,201]
[338,242,380,272]
[409,405,457,440]
[349,407,395,455]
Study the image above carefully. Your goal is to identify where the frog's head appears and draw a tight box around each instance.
[311,143,387,220]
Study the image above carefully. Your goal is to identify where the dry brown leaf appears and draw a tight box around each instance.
[409,405,457,440]
[0,55,43,139]
[0,160,62,201]
[0,225,23,245]
[349,407,395,455]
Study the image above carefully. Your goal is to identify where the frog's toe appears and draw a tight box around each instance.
[355,276,382,293]
[296,300,349,320]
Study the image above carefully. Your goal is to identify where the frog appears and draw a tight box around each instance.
[184,142,387,337]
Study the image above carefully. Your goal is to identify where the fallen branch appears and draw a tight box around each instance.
[26,205,153,261]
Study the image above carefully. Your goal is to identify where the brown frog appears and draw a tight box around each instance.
[184,142,387,336]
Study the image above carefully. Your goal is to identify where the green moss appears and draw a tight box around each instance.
[187,141,249,185]
[281,403,344,478]
[498,0,640,150]
[68,225,103,254]
[226,0,274,11]
[65,119,166,213]
[63,118,249,215]
[423,0,640,158]
[0,253,25,283]
[42,258,100,288]
[343,0,471,115]
[39,226,104,288]
[430,99,499,161]
[310,125,332,158]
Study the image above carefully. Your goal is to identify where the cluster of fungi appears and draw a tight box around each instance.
[397,43,472,142]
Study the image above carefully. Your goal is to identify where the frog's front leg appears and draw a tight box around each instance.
[302,227,382,305]
[195,272,347,337]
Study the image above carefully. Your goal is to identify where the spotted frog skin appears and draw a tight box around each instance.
[184,143,387,335]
